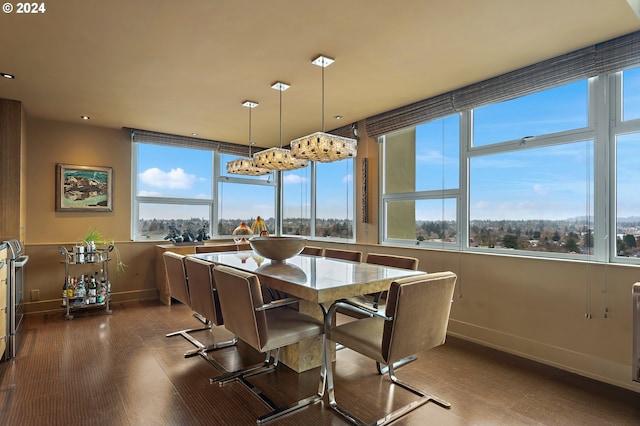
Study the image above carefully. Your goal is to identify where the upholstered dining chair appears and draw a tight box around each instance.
[212,265,325,423]
[195,243,251,253]
[324,248,363,262]
[365,253,420,308]
[301,246,324,256]
[183,256,238,358]
[338,253,422,374]
[163,251,212,356]
[323,271,457,426]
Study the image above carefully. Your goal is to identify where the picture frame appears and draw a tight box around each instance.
[56,164,113,212]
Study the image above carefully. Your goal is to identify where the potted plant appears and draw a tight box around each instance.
[81,228,127,276]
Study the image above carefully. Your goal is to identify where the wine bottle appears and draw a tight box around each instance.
[62,278,68,307]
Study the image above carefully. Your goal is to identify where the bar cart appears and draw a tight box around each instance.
[58,244,113,320]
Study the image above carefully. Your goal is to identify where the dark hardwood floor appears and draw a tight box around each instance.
[1,300,639,425]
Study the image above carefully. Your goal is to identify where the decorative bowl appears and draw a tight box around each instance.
[248,236,306,261]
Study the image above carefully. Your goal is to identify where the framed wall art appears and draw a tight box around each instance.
[56,164,113,212]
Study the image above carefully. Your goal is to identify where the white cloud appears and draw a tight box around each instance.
[532,183,550,196]
[138,167,196,189]
[283,174,308,184]
[138,190,162,197]
[343,174,353,183]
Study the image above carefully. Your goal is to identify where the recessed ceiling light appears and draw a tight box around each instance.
[191,132,198,136]
[334,115,343,120]
[1,72,15,79]
[80,115,90,120]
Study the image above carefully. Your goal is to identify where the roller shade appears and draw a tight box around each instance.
[129,128,255,157]
[366,30,640,138]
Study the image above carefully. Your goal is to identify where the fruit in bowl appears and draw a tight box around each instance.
[248,236,306,261]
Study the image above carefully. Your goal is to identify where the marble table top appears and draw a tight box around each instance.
[191,251,423,304]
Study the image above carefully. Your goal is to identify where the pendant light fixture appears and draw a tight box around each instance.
[290,55,357,162]
[253,82,308,171]
[226,101,272,176]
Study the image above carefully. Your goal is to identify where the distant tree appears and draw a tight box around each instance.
[503,234,519,249]
[623,233,637,248]
[552,231,561,242]
[565,236,579,253]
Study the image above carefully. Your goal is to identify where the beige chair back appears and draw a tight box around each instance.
[366,253,419,270]
[382,272,456,364]
[163,252,190,306]
[213,265,268,351]
[301,246,324,256]
[195,243,251,253]
[324,248,363,262]
[184,256,223,326]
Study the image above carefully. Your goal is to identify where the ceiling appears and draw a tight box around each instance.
[2,0,639,149]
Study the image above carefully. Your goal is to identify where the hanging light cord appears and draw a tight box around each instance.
[248,106,253,156]
[321,61,325,132]
[279,87,283,148]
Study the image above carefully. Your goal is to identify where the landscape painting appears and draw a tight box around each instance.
[56,164,113,212]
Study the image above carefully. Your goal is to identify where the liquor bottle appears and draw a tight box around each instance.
[88,275,97,304]
[98,269,107,303]
[62,278,68,307]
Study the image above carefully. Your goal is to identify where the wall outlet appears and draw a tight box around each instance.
[31,289,39,301]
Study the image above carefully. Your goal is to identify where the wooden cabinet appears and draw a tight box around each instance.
[0,245,7,360]
[0,99,26,243]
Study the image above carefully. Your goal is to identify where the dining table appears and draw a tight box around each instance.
[191,250,424,372]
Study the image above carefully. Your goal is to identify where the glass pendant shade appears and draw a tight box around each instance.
[226,156,271,175]
[290,131,357,162]
[226,101,272,176]
[253,147,308,170]
[290,55,357,162]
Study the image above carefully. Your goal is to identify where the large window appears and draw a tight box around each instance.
[282,166,311,236]
[380,79,598,258]
[614,66,640,259]
[381,114,460,246]
[380,65,640,263]
[469,141,594,254]
[133,144,275,241]
[282,159,356,241]
[134,144,213,241]
[473,80,588,147]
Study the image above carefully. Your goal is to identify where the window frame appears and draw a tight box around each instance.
[132,144,277,241]
[378,76,628,262]
[281,159,357,243]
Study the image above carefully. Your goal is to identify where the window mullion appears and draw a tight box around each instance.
[460,110,471,251]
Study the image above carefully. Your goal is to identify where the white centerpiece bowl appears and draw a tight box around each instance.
[248,236,306,261]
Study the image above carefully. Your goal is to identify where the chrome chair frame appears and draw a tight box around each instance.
[339,252,421,374]
[212,265,325,424]
[323,272,456,426]
[163,252,215,357]
[182,256,238,359]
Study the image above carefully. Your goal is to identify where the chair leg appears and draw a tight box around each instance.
[212,348,321,423]
[326,344,450,426]
[386,363,450,409]
[210,350,273,385]
[166,321,213,357]
[375,355,417,375]
[183,335,238,357]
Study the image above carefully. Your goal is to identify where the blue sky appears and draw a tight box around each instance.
[136,68,640,223]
